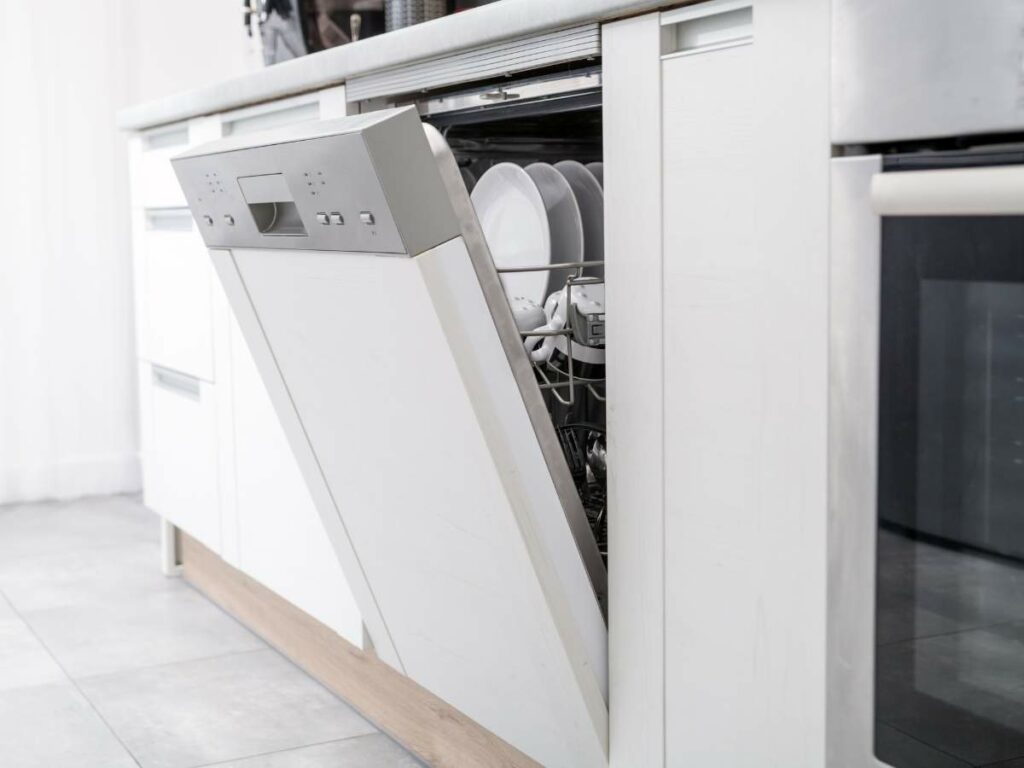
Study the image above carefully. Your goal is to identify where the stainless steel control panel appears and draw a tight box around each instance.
[171,107,460,256]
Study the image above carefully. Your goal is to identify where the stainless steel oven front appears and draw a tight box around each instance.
[830,152,1024,767]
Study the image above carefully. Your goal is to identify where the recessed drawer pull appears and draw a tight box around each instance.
[152,366,201,400]
[661,0,753,58]
[144,208,194,233]
[141,125,188,151]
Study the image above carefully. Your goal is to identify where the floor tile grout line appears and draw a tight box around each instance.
[71,645,273,686]
[4,590,144,768]
[185,732,393,768]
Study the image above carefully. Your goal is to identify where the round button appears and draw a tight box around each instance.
[223,214,235,226]
[202,215,214,227]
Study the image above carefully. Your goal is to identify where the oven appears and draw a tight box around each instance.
[829,2,1024,764]
[831,151,1024,767]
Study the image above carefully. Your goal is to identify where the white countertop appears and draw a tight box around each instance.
[117,0,680,131]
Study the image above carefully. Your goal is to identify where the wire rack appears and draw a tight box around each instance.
[495,261,606,408]
[496,260,607,559]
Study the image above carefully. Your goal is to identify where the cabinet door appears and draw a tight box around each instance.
[143,364,221,553]
[135,211,215,382]
[175,108,608,768]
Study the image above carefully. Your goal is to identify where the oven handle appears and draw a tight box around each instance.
[871,165,1024,216]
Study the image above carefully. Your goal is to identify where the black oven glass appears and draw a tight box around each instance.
[875,153,1024,767]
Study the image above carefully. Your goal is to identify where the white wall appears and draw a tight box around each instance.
[125,1,262,102]
[0,1,258,505]
[0,1,139,504]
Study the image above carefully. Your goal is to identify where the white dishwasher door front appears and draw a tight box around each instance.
[172,106,607,768]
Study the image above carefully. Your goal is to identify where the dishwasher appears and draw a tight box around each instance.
[172,68,609,767]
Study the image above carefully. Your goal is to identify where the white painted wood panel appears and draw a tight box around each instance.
[224,239,607,767]
[230,316,364,646]
[602,12,665,768]
[131,127,191,209]
[660,0,831,764]
[136,224,215,382]
[145,366,221,554]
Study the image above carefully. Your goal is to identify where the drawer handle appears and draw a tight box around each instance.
[871,166,1024,217]
[141,125,188,151]
[145,208,194,233]
[223,100,320,136]
[661,0,753,58]
[152,366,201,400]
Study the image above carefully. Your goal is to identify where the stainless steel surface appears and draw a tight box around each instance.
[871,165,1024,216]
[346,23,600,103]
[171,108,459,257]
[827,154,884,768]
[832,0,1024,144]
[424,123,608,607]
[414,70,601,117]
[384,0,446,32]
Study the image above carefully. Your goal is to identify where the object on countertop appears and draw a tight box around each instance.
[385,0,447,31]
[300,0,385,51]
[260,0,308,64]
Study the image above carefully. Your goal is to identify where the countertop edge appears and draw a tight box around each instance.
[117,0,677,132]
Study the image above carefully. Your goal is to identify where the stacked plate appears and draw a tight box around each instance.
[470,160,604,307]
[470,159,605,372]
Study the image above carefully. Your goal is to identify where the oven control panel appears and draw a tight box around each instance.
[171,107,459,257]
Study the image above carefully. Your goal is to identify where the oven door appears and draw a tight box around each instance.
[830,153,1024,767]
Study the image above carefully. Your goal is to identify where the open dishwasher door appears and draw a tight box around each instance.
[172,107,607,767]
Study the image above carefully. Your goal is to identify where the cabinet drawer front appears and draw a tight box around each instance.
[145,365,221,553]
[138,213,215,382]
[134,126,190,209]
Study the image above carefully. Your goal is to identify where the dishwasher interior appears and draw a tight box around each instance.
[389,67,609,559]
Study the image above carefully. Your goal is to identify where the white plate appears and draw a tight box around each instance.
[585,162,604,188]
[554,160,604,280]
[525,162,585,298]
[471,163,551,304]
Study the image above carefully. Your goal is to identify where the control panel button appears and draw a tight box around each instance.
[316,212,330,225]
[359,211,375,226]
[330,212,344,225]
[202,215,214,227]
[223,214,235,226]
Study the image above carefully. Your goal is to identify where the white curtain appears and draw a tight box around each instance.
[0,1,140,504]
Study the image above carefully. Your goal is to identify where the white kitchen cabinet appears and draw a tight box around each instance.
[128,84,365,643]
[140,364,222,553]
[134,213,215,382]
[604,1,831,765]
[130,125,191,209]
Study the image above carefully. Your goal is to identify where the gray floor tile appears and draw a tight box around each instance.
[80,649,378,768]
[0,614,67,692]
[0,682,136,768]
[0,495,156,565]
[23,582,265,678]
[198,734,422,767]
[0,541,178,614]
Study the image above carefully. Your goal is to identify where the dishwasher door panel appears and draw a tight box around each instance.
[213,238,607,767]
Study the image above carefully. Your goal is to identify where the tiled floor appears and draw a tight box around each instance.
[876,529,1024,768]
[0,495,421,768]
